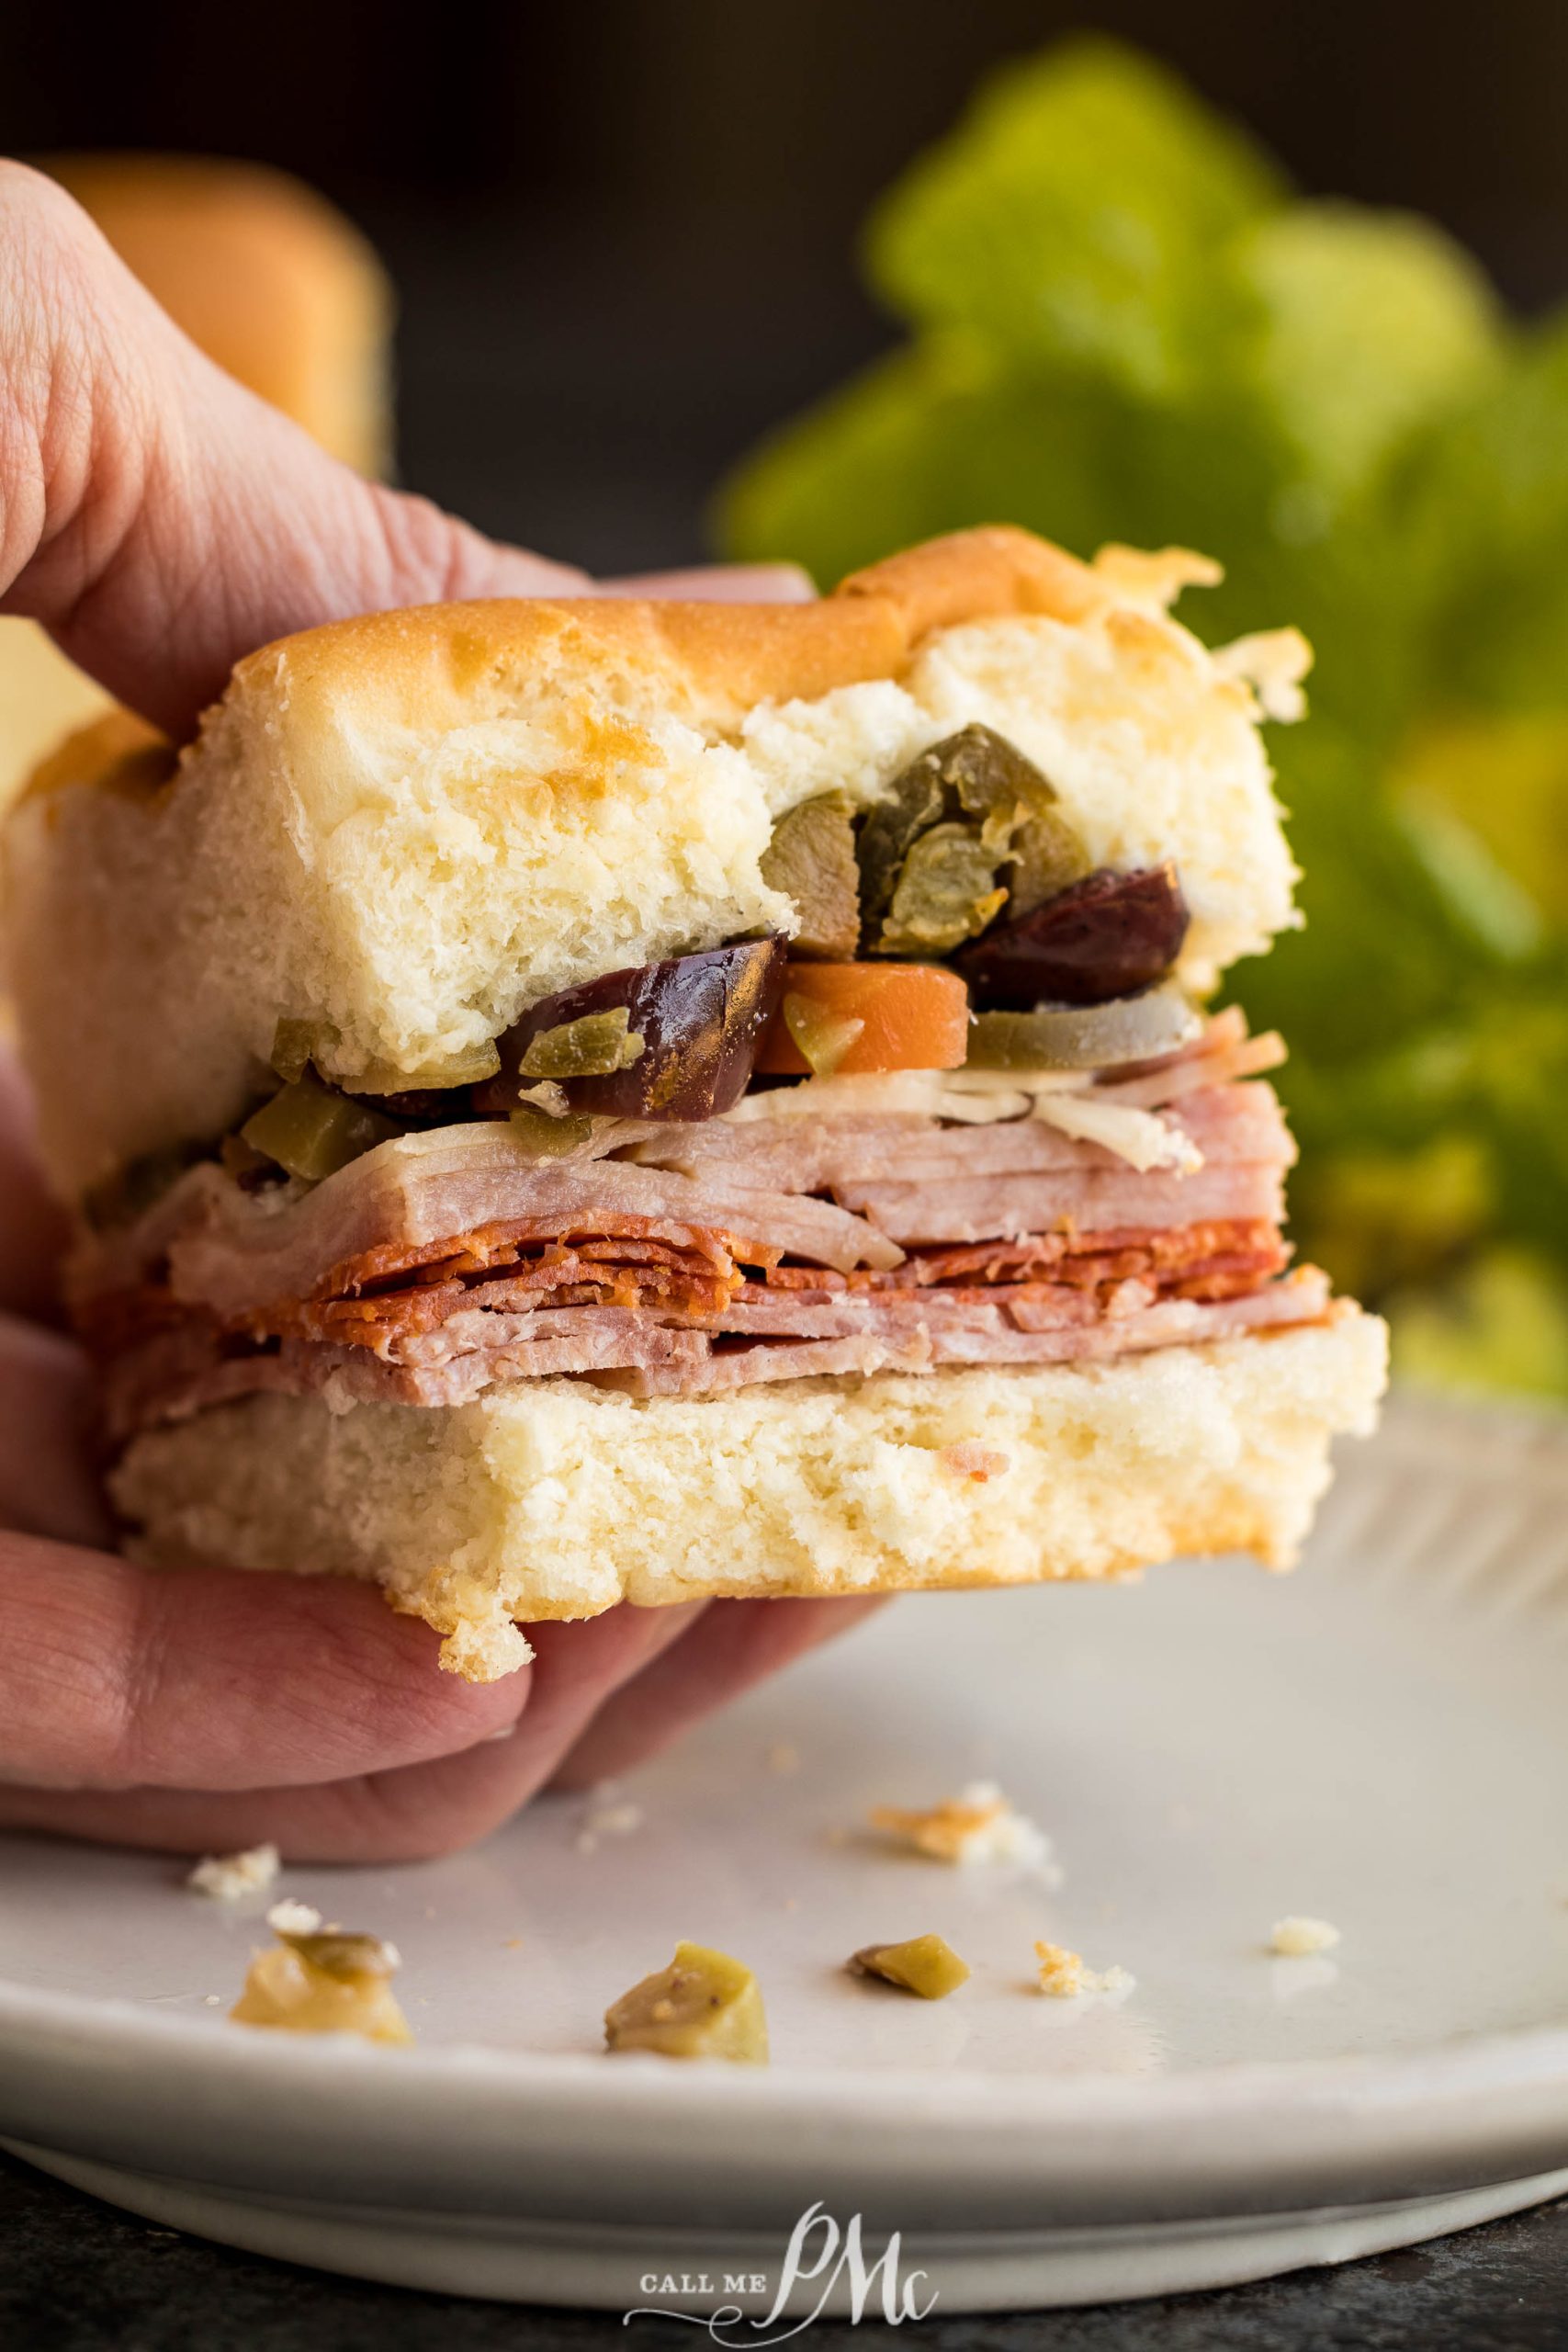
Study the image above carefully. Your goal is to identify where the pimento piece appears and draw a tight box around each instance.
[756,962,968,1078]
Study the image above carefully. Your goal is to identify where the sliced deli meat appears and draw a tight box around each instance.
[75,1012,1332,1442]
[104,1267,1334,1429]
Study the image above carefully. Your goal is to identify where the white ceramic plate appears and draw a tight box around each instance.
[4,1394,1568,2314]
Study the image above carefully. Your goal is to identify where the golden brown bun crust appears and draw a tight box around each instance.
[226,525,1123,732]
[17,526,1112,811]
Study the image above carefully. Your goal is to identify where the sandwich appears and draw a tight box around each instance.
[3,527,1387,1679]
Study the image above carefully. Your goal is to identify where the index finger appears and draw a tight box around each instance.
[0,1531,526,1793]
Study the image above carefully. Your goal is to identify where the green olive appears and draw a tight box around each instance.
[269,1016,327,1084]
[761,793,862,961]
[1006,809,1093,915]
[507,1105,599,1156]
[856,753,952,932]
[849,1934,971,2000]
[353,1041,502,1092]
[272,1016,501,1094]
[280,1931,400,1982]
[241,1074,397,1182]
[604,1942,769,2064]
[520,1006,647,1080]
[875,823,1008,956]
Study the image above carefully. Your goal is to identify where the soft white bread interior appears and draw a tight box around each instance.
[112,1309,1386,1681]
[5,530,1304,1198]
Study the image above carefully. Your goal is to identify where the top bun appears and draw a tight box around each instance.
[3,528,1305,1198]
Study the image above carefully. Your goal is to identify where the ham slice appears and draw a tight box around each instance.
[73,1126,903,1325]
[833,1158,1287,1246]
[105,1268,1333,1429]
[626,1080,1291,1192]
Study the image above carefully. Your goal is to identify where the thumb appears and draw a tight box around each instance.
[0,161,593,739]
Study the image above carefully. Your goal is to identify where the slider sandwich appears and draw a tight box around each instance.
[4,529,1386,1679]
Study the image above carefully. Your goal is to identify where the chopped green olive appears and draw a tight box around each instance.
[782,991,865,1077]
[520,1006,647,1080]
[856,756,953,932]
[861,727,1072,953]
[279,1931,400,1982]
[849,1934,971,1999]
[232,1931,412,2043]
[604,1941,769,2064]
[352,1040,503,1092]
[876,823,1008,956]
[241,1074,398,1182]
[268,1016,325,1084]
[965,986,1199,1071]
[271,1016,501,1094]
[761,793,862,961]
[507,1105,598,1157]
[1007,809,1093,915]
[935,723,1056,827]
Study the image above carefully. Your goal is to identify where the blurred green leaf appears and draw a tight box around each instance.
[1230,204,1504,511]
[866,38,1281,400]
[1426,310,1568,710]
[719,340,1129,593]
[1391,1248,1568,1402]
[719,33,1568,1407]
[1392,712,1568,924]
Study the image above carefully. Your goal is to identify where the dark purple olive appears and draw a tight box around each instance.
[483,937,788,1121]
[953,864,1190,1010]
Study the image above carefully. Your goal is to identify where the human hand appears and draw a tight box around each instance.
[0,164,874,1860]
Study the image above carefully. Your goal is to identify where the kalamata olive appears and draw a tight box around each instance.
[486,937,787,1121]
[953,864,1190,1009]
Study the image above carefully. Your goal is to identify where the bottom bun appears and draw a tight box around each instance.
[113,1307,1387,1680]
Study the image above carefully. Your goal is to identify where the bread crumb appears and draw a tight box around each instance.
[767,1741,802,1776]
[265,1898,322,1937]
[502,1936,525,1951]
[186,1843,280,1901]
[202,1995,221,2007]
[871,1781,1056,1874]
[576,1792,645,1854]
[1034,1939,1135,1999]
[939,1442,1011,1483]
[1269,1915,1341,1957]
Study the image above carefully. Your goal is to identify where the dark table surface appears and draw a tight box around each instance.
[3,2151,1565,2352]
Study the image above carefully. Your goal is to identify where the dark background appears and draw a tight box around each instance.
[5,0,1568,574]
